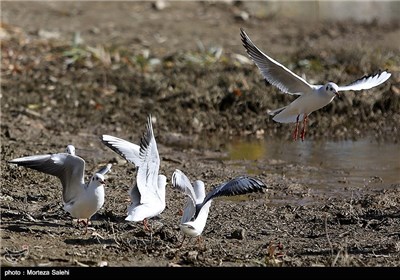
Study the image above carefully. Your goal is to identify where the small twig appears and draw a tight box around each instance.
[37,262,52,267]
[353,256,367,266]
[178,234,186,249]
[4,209,19,216]
[91,232,104,243]
[149,222,153,245]
[331,248,341,267]
[371,251,391,258]
[74,259,89,267]
[45,230,56,238]
[110,222,120,245]
[338,230,352,238]
[218,242,228,256]
[24,213,37,222]
[325,214,334,255]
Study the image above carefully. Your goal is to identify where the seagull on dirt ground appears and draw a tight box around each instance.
[240,28,391,141]
[101,115,166,231]
[8,145,112,234]
[171,169,268,246]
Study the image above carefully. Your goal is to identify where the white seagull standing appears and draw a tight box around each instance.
[240,28,391,141]
[8,145,112,234]
[101,115,167,231]
[171,169,268,245]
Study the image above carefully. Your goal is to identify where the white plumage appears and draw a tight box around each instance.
[8,145,112,234]
[101,115,166,230]
[171,169,268,239]
[240,28,391,141]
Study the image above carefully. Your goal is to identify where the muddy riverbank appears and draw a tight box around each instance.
[1,1,399,267]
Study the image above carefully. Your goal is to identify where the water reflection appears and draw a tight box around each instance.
[227,137,400,191]
[165,132,399,204]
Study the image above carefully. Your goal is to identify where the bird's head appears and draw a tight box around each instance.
[91,173,106,185]
[324,82,340,98]
[65,145,76,155]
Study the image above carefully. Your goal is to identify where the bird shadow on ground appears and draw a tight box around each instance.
[4,220,65,233]
[64,236,117,246]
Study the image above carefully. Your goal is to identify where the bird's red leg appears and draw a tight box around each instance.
[300,114,308,141]
[143,218,151,232]
[179,234,186,248]
[293,115,300,141]
[197,236,206,250]
[84,219,89,235]
[77,219,89,235]
[77,219,85,227]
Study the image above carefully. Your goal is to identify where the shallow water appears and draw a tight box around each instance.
[223,137,400,205]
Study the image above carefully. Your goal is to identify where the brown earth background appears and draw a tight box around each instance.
[1,1,400,267]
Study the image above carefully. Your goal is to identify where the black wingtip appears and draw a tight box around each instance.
[344,69,391,88]
[241,176,269,193]
[171,177,186,194]
[240,28,248,43]
[239,28,256,57]
[193,175,269,220]
[8,159,17,164]
[100,135,129,162]
[97,163,112,175]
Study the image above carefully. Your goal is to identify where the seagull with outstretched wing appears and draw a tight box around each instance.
[171,169,268,245]
[8,145,112,234]
[101,115,166,231]
[240,28,391,141]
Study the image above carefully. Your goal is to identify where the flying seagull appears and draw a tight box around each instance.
[240,28,391,141]
[8,145,112,234]
[101,115,166,231]
[171,169,268,245]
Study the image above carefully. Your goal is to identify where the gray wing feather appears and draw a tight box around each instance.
[136,115,161,204]
[8,153,85,204]
[171,169,197,206]
[338,70,391,92]
[192,180,206,204]
[240,28,314,95]
[101,135,141,167]
[171,169,201,223]
[128,183,141,208]
[97,163,112,175]
[195,176,267,219]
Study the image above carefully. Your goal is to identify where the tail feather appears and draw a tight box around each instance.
[268,106,286,116]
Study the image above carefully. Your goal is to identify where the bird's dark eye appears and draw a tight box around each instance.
[326,86,329,90]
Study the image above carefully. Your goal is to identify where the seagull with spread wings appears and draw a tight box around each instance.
[171,169,268,245]
[240,28,391,141]
[101,115,166,231]
[8,145,112,234]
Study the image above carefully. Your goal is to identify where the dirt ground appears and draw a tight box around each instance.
[1,1,399,267]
